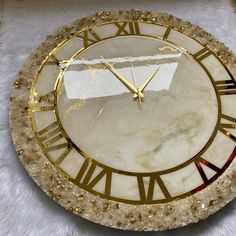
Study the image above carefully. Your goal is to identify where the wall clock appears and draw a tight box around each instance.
[9,10,236,231]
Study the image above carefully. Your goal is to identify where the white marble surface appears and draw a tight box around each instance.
[1,0,236,235]
[57,34,218,174]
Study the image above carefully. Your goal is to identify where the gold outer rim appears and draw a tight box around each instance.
[9,10,236,231]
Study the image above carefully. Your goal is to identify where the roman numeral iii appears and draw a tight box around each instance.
[38,121,68,152]
[215,80,236,95]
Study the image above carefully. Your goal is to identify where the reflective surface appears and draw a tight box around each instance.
[6,2,236,233]
[30,20,236,204]
[58,36,218,173]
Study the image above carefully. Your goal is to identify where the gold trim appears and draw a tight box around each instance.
[9,10,236,231]
[28,20,236,205]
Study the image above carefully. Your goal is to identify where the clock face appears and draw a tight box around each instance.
[10,11,236,230]
[29,20,236,204]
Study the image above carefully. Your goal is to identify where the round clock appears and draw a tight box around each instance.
[9,10,236,231]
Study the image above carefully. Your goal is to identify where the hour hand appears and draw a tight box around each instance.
[101,57,144,98]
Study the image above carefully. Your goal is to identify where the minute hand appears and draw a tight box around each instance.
[133,67,159,98]
[101,58,144,97]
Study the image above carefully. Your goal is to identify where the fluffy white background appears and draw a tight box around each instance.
[1,0,236,235]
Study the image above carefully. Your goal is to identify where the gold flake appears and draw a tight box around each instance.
[91,199,97,206]
[63,100,86,121]
[10,95,15,101]
[14,80,21,88]
[77,107,104,145]
[190,199,201,212]
[17,148,23,155]
[130,217,137,224]
[77,194,84,201]
[208,199,218,207]
[116,221,122,227]
[103,201,111,210]
[165,204,175,216]
[9,9,236,231]
[159,46,178,52]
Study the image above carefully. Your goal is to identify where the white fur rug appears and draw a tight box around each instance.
[1,0,236,235]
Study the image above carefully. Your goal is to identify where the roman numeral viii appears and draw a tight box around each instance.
[37,120,71,157]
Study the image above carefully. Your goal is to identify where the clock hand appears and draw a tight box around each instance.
[131,63,142,107]
[131,63,137,88]
[101,57,144,98]
[133,66,160,98]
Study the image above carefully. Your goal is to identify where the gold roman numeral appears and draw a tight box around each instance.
[195,157,220,184]
[219,114,236,142]
[114,21,140,36]
[37,120,72,164]
[31,91,57,111]
[39,91,56,104]
[214,80,236,95]
[162,27,171,41]
[38,121,68,151]
[46,55,60,65]
[77,29,101,48]
[137,175,171,202]
[74,159,112,197]
[193,47,211,61]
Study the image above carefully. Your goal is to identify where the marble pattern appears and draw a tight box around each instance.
[28,14,236,206]
[57,34,218,177]
[5,6,236,233]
